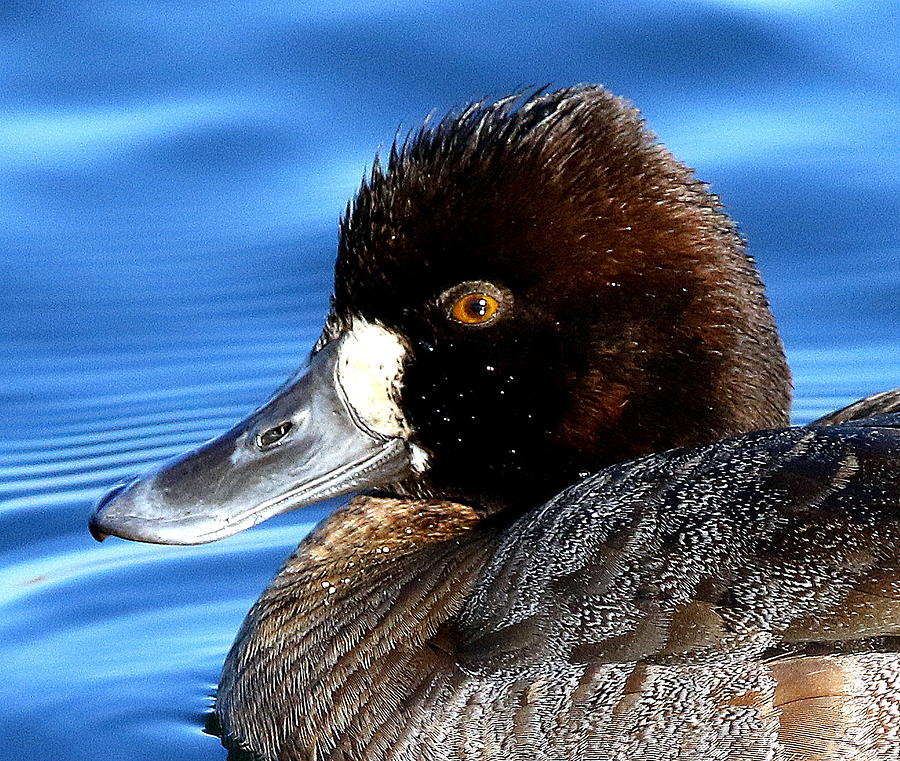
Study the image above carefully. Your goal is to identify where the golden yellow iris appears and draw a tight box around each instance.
[450,292,500,325]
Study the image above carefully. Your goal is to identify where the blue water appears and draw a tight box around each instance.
[1,1,898,758]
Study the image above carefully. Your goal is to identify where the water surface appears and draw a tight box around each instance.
[2,1,898,758]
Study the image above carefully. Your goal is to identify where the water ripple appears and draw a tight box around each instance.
[2,2,898,759]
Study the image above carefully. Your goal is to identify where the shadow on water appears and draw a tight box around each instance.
[203,711,252,761]
[0,1,897,759]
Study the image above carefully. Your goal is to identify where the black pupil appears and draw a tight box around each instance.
[258,421,293,448]
[467,296,489,318]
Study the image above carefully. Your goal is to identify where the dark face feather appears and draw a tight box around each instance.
[332,86,791,511]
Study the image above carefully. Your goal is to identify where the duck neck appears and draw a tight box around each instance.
[216,495,494,760]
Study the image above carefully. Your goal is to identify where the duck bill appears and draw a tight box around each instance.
[88,339,413,545]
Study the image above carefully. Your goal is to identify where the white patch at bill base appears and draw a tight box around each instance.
[335,319,412,440]
[408,442,429,473]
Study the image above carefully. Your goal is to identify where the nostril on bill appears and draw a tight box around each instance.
[256,421,294,450]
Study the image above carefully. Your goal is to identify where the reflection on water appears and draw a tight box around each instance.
[1,1,897,759]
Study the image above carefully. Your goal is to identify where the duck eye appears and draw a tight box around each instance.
[256,421,293,449]
[450,292,500,325]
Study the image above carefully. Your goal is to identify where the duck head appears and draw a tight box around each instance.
[90,86,791,544]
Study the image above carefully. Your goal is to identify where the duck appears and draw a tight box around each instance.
[89,86,900,761]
